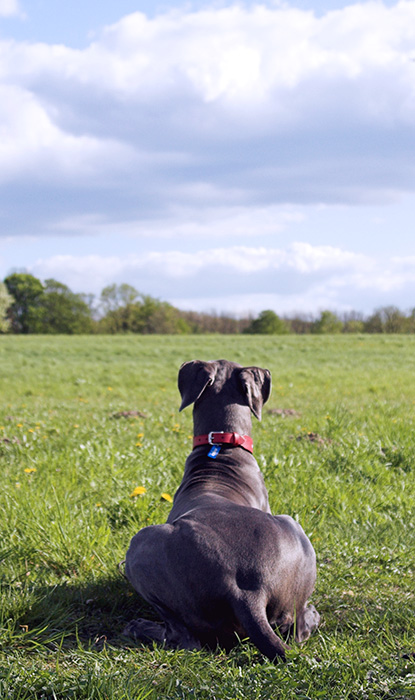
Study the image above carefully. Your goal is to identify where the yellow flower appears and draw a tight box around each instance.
[15,482,21,488]
[73,424,79,428]
[28,429,34,433]
[95,502,102,508]
[130,486,147,498]
[161,492,173,503]
[137,433,144,439]
[135,441,143,447]
[0,426,4,431]
[17,423,23,428]
[107,387,113,391]
[24,468,37,474]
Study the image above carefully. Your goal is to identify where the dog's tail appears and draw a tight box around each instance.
[232,596,289,662]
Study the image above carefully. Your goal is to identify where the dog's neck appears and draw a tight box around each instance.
[192,400,253,437]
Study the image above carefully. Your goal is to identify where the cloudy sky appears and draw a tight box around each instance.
[1,0,414,316]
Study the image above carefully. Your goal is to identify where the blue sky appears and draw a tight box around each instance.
[1,0,415,316]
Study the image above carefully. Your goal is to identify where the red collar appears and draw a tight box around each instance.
[193,431,253,454]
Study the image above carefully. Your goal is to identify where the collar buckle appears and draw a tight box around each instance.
[208,431,224,445]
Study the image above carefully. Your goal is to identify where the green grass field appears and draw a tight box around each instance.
[1,335,414,699]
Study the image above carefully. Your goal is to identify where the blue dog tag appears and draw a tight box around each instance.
[208,445,221,459]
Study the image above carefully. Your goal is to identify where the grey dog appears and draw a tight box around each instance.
[124,359,319,661]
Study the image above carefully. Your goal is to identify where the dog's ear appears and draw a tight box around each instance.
[238,367,271,420]
[178,360,217,411]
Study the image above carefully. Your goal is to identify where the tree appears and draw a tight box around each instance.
[97,289,191,334]
[38,279,93,334]
[98,284,142,333]
[0,282,13,333]
[127,296,191,334]
[289,314,314,334]
[312,310,343,334]
[99,284,141,313]
[4,273,45,333]
[244,310,289,334]
[364,306,410,334]
[342,311,365,334]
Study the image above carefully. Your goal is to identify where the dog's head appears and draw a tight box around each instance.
[178,359,271,423]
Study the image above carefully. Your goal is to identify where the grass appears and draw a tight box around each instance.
[0,334,414,699]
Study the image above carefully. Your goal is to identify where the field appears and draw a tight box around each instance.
[0,334,414,699]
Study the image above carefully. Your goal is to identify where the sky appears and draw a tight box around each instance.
[1,0,415,317]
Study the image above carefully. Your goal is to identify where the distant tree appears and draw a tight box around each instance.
[364,310,383,333]
[407,309,415,333]
[129,296,191,334]
[343,319,365,333]
[99,284,143,333]
[381,306,409,333]
[364,306,409,334]
[4,273,45,333]
[312,310,343,334]
[0,282,13,333]
[244,310,289,334]
[176,310,249,334]
[342,311,365,334]
[288,314,314,334]
[100,284,140,313]
[97,289,191,334]
[38,279,93,334]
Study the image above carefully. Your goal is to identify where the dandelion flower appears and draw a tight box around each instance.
[17,423,23,428]
[135,441,143,447]
[107,387,113,391]
[161,493,173,503]
[130,486,147,498]
[24,467,37,474]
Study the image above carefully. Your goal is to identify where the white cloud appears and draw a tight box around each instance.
[0,2,414,200]
[31,242,366,281]
[5,3,415,110]
[0,0,22,17]
[0,84,136,184]
[49,204,304,240]
[28,242,415,315]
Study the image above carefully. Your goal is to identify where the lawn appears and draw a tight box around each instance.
[0,335,414,699]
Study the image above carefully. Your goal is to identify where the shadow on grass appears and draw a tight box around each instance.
[3,572,160,652]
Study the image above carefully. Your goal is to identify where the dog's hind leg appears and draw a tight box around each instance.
[231,596,289,662]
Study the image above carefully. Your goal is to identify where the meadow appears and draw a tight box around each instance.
[0,334,414,699]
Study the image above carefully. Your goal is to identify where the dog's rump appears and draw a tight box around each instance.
[125,503,314,658]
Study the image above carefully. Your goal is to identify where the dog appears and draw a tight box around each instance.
[124,359,319,661]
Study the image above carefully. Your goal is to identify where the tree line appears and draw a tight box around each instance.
[1,272,415,335]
